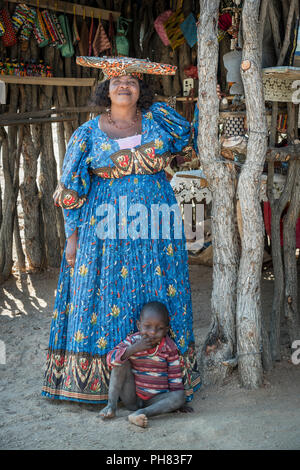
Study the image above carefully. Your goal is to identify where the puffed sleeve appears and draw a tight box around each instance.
[150,102,191,153]
[53,123,92,239]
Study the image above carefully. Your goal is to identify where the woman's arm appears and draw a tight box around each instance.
[65,228,77,268]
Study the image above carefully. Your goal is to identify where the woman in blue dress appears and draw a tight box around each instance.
[42,57,201,405]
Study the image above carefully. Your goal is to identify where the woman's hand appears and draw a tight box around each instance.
[65,230,77,268]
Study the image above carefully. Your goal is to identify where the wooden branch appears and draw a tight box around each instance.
[0,117,76,126]
[277,0,297,66]
[266,144,300,161]
[283,160,300,345]
[259,0,269,57]
[268,1,282,60]
[0,106,103,121]
[7,0,120,21]
[0,76,96,86]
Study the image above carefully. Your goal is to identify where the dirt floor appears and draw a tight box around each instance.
[0,262,300,451]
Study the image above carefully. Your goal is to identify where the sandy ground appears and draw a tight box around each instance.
[0,262,300,451]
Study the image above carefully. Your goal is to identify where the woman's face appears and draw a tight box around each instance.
[108,75,140,107]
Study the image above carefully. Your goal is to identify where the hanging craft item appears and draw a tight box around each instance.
[33,8,49,47]
[92,17,111,56]
[78,10,89,56]
[154,10,172,46]
[88,12,94,56]
[164,7,185,50]
[218,12,232,41]
[228,9,240,50]
[180,12,197,48]
[0,17,5,37]
[116,17,132,56]
[51,11,66,48]
[11,3,36,51]
[108,13,116,56]
[20,7,36,51]
[58,14,74,57]
[184,64,198,80]
[72,7,80,45]
[42,10,65,47]
[0,7,17,47]
[11,4,30,33]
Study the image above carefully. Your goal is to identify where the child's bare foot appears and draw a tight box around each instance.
[99,404,116,419]
[128,412,148,428]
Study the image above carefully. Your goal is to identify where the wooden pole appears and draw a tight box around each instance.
[6,0,120,21]
[236,0,266,389]
[197,0,240,385]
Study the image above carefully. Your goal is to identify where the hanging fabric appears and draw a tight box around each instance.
[116,17,132,56]
[42,10,60,46]
[154,10,173,46]
[0,8,17,47]
[33,8,49,47]
[19,7,36,52]
[163,2,185,50]
[93,17,111,56]
[0,18,5,37]
[51,11,66,48]
[58,13,74,57]
[180,12,197,48]
[11,4,30,33]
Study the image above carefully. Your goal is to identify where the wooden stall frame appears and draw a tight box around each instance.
[7,0,121,21]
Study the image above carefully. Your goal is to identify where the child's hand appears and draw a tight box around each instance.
[134,335,158,353]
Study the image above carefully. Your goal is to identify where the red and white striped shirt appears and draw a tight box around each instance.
[106,333,184,401]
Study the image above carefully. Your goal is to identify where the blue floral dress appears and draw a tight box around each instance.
[42,102,201,403]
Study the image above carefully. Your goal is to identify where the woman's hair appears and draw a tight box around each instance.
[90,78,154,110]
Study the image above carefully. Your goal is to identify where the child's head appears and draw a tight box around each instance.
[137,301,170,345]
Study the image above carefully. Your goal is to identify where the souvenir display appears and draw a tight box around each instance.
[0,58,53,77]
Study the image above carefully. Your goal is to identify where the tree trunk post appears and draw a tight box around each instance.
[197,0,240,384]
[236,0,266,389]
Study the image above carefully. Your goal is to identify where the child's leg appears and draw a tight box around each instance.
[99,361,137,419]
[128,390,185,428]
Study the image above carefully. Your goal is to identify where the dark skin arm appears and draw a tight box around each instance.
[65,229,77,268]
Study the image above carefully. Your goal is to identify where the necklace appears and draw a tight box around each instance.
[147,344,159,357]
[107,108,140,130]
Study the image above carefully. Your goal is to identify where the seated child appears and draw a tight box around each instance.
[99,301,185,428]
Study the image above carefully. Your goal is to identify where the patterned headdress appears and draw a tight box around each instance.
[76,56,177,80]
